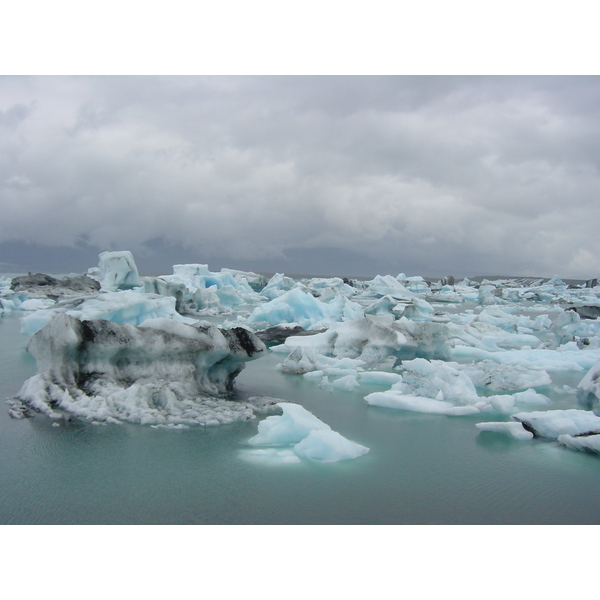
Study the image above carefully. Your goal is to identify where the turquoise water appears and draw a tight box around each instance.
[1,311,600,524]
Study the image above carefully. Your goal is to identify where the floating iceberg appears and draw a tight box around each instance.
[91,250,141,291]
[511,409,600,439]
[247,287,364,330]
[365,391,480,415]
[557,433,600,454]
[280,314,450,367]
[10,273,100,297]
[143,263,263,314]
[247,402,369,462]
[577,356,600,412]
[459,360,551,391]
[16,314,267,425]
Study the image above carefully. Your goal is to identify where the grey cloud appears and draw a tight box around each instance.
[1,75,599,278]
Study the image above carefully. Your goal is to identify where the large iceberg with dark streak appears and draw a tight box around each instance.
[16,313,267,426]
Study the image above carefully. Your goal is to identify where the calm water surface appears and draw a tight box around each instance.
[1,311,599,524]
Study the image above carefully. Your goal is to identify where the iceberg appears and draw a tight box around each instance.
[91,250,141,291]
[16,313,267,425]
[293,429,370,461]
[246,287,364,330]
[365,391,479,415]
[247,402,369,462]
[260,273,298,300]
[577,356,600,411]
[459,360,552,391]
[557,433,600,454]
[392,358,479,405]
[511,409,600,439]
[280,314,450,367]
[20,290,194,336]
[10,273,101,297]
[143,263,262,313]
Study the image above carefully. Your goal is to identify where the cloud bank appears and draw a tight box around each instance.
[1,76,599,277]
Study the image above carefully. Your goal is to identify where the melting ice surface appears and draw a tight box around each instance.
[4,252,600,523]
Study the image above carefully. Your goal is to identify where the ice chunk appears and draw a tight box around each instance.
[394,358,480,405]
[400,297,436,322]
[145,263,262,312]
[364,275,416,299]
[364,295,404,317]
[10,273,100,298]
[365,391,479,415]
[327,374,360,391]
[293,429,369,462]
[557,434,600,454]
[248,402,331,445]
[261,273,298,300]
[460,360,551,391]
[221,268,267,292]
[512,409,600,439]
[247,402,369,462]
[247,287,364,330]
[282,315,450,367]
[20,290,194,336]
[281,346,366,375]
[475,421,534,440]
[95,251,140,291]
[449,345,600,373]
[16,313,267,425]
[511,388,551,406]
[358,371,403,387]
[577,357,600,411]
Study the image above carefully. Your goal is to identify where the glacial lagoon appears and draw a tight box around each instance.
[2,261,600,525]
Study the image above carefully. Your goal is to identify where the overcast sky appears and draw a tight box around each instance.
[1,75,599,278]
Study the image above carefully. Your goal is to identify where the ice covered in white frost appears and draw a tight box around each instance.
[16,313,266,425]
[247,402,369,462]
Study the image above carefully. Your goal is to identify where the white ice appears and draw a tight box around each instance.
[511,409,600,439]
[557,433,600,454]
[20,290,195,335]
[475,421,534,440]
[91,250,141,291]
[247,402,369,462]
[247,287,363,330]
[365,391,479,415]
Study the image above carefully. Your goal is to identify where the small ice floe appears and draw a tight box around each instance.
[557,433,600,454]
[244,402,369,464]
[511,409,600,439]
[365,391,479,416]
